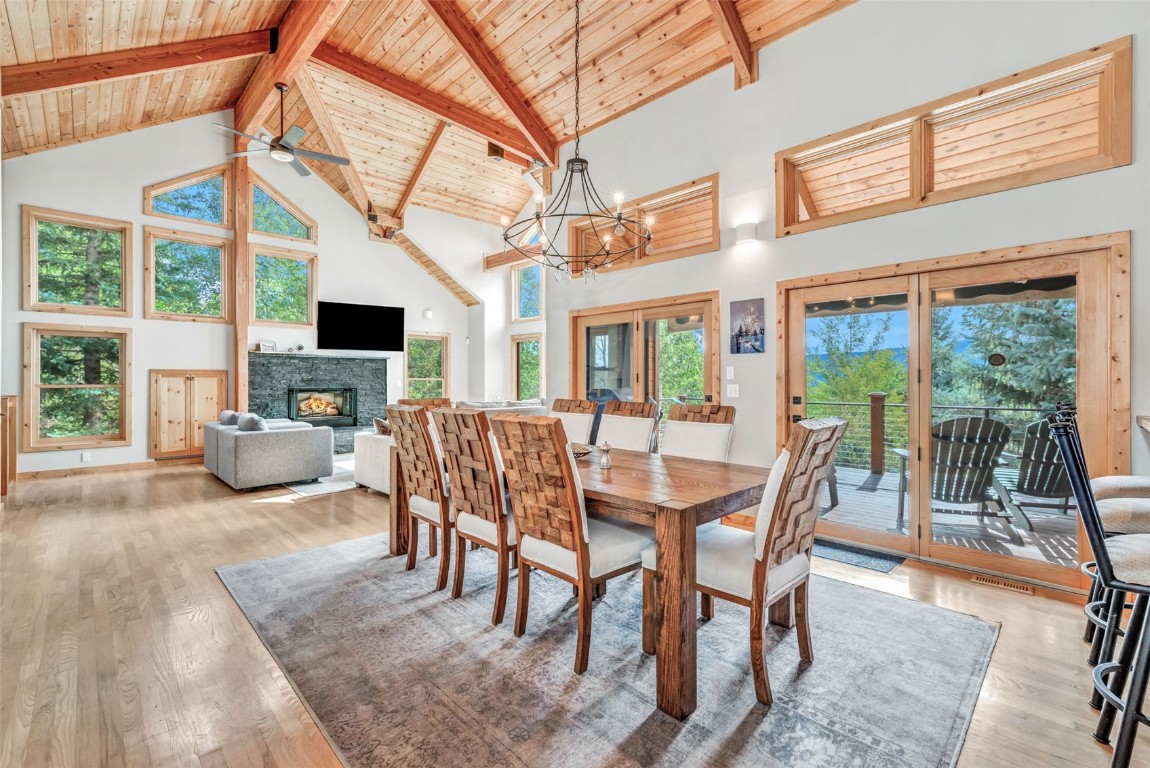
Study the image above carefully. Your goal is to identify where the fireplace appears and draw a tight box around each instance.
[288,387,358,427]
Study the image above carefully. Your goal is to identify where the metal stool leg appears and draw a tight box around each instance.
[1090,588,1124,676]
[1110,597,1150,768]
[1085,562,1103,642]
[1096,594,1148,743]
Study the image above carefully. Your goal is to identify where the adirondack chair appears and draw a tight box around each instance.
[991,419,1075,532]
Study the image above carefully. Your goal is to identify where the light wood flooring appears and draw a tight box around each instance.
[2,463,1145,767]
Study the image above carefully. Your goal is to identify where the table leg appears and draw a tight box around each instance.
[655,507,696,720]
[388,445,410,556]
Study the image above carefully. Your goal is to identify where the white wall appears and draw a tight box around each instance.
[538,0,1150,469]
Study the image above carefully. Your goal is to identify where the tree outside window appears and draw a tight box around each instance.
[24,207,132,316]
[407,334,449,398]
[250,175,317,243]
[145,228,230,322]
[512,264,542,321]
[513,334,542,400]
[253,248,315,326]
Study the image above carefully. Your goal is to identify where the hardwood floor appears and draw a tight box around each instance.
[2,464,1144,767]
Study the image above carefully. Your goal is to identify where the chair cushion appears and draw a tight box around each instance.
[236,413,269,431]
[1107,534,1150,586]
[520,516,653,579]
[1092,475,1150,500]
[219,409,239,426]
[457,510,516,546]
[1098,498,1150,535]
[552,411,595,444]
[641,524,810,602]
[410,494,444,524]
[660,421,733,462]
[595,414,656,453]
[753,449,791,559]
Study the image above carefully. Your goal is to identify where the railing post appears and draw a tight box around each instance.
[869,392,886,474]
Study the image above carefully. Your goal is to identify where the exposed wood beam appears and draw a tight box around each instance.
[483,248,535,271]
[233,0,352,136]
[293,64,371,215]
[395,121,448,221]
[421,0,557,165]
[795,171,819,220]
[1,29,274,96]
[232,144,252,411]
[706,0,758,89]
[393,233,481,307]
[310,45,537,167]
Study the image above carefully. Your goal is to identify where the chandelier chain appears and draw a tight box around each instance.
[573,0,581,159]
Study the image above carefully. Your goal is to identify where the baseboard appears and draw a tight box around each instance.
[18,456,202,479]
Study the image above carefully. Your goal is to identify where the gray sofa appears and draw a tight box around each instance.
[203,419,294,474]
[206,420,334,490]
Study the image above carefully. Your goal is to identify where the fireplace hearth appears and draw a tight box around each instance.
[288,387,358,427]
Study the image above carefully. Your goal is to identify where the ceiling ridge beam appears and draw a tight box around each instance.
[2,28,274,97]
[392,232,481,307]
[707,0,758,89]
[394,121,448,222]
[309,45,536,168]
[233,0,352,136]
[421,0,557,166]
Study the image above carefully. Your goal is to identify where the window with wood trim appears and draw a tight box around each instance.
[512,334,543,400]
[776,37,1132,236]
[144,227,232,323]
[512,263,543,321]
[568,174,719,271]
[249,173,317,243]
[252,245,316,326]
[144,165,232,228]
[406,333,450,399]
[23,206,133,317]
[23,323,132,452]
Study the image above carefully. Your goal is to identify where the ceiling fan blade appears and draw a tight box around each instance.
[212,123,269,145]
[281,125,306,148]
[290,158,312,177]
[292,147,351,166]
[226,149,268,158]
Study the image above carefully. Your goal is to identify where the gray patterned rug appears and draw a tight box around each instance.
[218,533,998,768]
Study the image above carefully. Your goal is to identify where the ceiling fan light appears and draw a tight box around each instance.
[269,146,293,162]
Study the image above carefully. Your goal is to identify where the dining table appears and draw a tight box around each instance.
[385,444,771,721]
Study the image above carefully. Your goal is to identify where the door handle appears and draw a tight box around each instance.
[792,415,802,423]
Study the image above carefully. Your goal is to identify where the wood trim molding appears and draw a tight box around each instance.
[143,227,233,324]
[510,263,544,323]
[143,164,233,230]
[405,332,452,399]
[249,243,318,328]
[233,150,251,411]
[248,171,318,245]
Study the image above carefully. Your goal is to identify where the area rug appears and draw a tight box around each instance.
[218,533,998,768]
[283,457,357,497]
[812,540,906,573]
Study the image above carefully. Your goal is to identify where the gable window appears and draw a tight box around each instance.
[252,245,316,326]
[23,323,132,451]
[512,263,543,321]
[250,173,317,244]
[406,333,449,399]
[23,206,133,317]
[143,165,231,228]
[512,333,543,400]
[144,227,231,323]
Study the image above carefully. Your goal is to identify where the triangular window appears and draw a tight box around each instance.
[144,165,231,228]
[250,174,317,243]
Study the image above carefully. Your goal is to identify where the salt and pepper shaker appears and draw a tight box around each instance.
[598,441,613,469]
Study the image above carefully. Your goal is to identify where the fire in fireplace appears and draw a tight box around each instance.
[287,387,357,427]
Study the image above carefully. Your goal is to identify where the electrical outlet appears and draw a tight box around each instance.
[80,452,92,462]
[726,384,740,398]
[726,366,735,380]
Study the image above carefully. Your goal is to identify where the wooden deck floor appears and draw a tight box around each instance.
[821,466,1078,568]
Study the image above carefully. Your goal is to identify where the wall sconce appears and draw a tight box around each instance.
[422,308,434,320]
[734,222,760,244]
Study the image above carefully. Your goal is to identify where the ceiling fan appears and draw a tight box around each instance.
[214,82,350,177]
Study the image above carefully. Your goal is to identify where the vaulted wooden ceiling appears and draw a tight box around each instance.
[1,0,853,230]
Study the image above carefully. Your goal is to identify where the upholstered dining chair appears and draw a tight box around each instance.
[595,400,658,452]
[660,403,736,462]
[398,397,453,407]
[386,404,453,591]
[641,416,846,707]
[429,408,517,625]
[491,412,655,674]
[549,398,599,444]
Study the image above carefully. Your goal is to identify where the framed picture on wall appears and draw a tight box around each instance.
[730,298,765,354]
[258,339,277,353]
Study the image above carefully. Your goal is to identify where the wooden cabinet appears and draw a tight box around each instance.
[149,370,228,458]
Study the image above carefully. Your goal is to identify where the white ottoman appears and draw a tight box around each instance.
[354,431,395,494]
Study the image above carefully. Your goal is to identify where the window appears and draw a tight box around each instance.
[144,165,231,228]
[406,333,449,399]
[512,334,543,400]
[23,323,132,451]
[776,36,1132,236]
[249,173,317,243]
[252,245,316,326]
[23,206,133,317]
[144,228,231,323]
[512,263,543,321]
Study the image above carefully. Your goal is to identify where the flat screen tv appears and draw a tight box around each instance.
[316,301,405,352]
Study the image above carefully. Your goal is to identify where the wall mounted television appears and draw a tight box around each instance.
[316,301,405,352]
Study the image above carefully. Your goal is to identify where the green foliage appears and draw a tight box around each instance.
[253,185,308,239]
[152,175,224,224]
[39,335,120,385]
[807,313,907,404]
[36,221,123,308]
[515,265,542,319]
[153,239,224,316]
[40,389,121,438]
[408,379,444,398]
[254,254,309,323]
[656,322,704,407]
[408,337,445,397]
[36,334,122,438]
[516,339,541,399]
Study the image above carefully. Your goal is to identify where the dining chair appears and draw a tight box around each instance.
[550,398,599,444]
[660,403,736,462]
[640,416,847,707]
[429,407,517,625]
[386,404,453,591]
[398,397,453,408]
[491,412,655,674]
[596,400,658,452]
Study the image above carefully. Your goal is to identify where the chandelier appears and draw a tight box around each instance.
[500,0,652,283]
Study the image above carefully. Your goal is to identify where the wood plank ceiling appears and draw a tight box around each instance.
[1,0,853,229]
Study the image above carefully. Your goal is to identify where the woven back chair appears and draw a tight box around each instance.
[598,400,659,452]
[667,403,735,423]
[661,404,736,461]
[551,398,598,415]
[386,404,453,590]
[549,398,599,444]
[398,397,452,408]
[603,400,657,420]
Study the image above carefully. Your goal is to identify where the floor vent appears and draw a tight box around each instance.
[972,574,1035,595]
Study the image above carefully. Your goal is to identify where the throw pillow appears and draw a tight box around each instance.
[373,417,392,436]
[219,409,239,425]
[236,413,269,432]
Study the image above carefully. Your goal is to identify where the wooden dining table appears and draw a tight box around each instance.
[385,445,770,721]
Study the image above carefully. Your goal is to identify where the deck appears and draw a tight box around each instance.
[820,466,1078,569]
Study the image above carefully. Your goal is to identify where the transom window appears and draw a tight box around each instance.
[145,227,231,323]
[406,333,450,399]
[512,263,543,321]
[250,173,317,243]
[252,246,316,326]
[144,165,231,228]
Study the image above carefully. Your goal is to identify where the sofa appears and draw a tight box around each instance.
[207,419,334,490]
[353,431,395,494]
[203,419,294,474]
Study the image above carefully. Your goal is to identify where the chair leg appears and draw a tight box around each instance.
[575,579,594,674]
[795,580,814,663]
[701,593,715,621]
[1084,566,1103,642]
[405,517,418,571]
[642,568,656,655]
[510,550,518,570]
[451,532,466,598]
[514,564,530,637]
[492,546,510,626]
[1096,593,1147,743]
[769,593,795,629]
[428,522,438,557]
[750,597,773,707]
[1090,588,1125,678]
[1111,599,1150,768]
[435,525,451,592]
